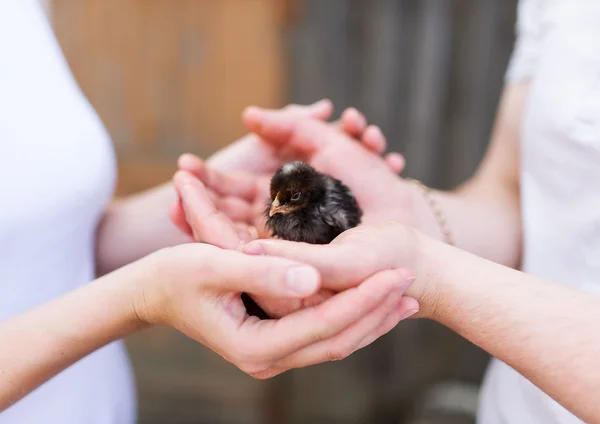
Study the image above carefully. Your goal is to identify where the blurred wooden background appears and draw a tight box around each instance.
[49,1,518,423]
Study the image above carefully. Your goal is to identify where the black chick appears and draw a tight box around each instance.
[242,161,362,320]
[265,161,362,244]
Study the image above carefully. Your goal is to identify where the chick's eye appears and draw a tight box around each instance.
[291,192,301,202]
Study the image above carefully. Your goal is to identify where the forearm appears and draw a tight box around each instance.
[410,84,527,268]
[413,181,521,268]
[416,238,600,423]
[0,264,146,411]
[95,182,189,275]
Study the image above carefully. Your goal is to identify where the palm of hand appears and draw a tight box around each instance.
[305,129,411,225]
[172,110,412,318]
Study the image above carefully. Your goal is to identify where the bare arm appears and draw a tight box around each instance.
[244,223,600,423]
[1,242,416,410]
[418,236,600,424]
[95,182,188,275]
[413,83,528,268]
[0,263,144,410]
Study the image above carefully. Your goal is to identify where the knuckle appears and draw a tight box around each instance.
[325,347,352,362]
[310,309,336,340]
[248,368,281,380]
[237,360,269,377]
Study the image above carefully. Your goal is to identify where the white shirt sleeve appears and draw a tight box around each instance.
[505,0,546,83]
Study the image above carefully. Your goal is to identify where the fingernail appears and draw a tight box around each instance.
[286,266,319,296]
[398,270,416,288]
[399,308,419,321]
[174,171,193,186]
[244,242,264,256]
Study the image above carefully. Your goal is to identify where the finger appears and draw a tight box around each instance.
[174,171,241,249]
[168,199,193,237]
[234,267,413,363]
[243,111,341,155]
[361,125,387,154]
[283,99,334,120]
[243,99,333,138]
[384,152,406,174]
[215,196,255,224]
[202,248,321,298]
[233,222,258,244]
[178,154,258,201]
[243,107,297,146]
[356,296,419,350]
[340,107,367,139]
[243,239,378,291]
[177,153,204,177]
[269,270,409,372]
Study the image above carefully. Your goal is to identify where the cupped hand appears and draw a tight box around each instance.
[241,222,430,317]
[167,102,416,318]
[169,101,406,240]
[240,106,415,225]
[132,243,418,378]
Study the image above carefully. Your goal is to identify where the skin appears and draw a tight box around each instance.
[1,101,419,411]
[241,224,600,424]
[170,103,417,317]
[0,242,417,411]
[175,82,598,421]
[175,83,527,269]
[96,100,336,275]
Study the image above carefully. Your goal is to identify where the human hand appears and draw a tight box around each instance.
[167,104,416,317]
[241,107,418,225]
[169,101,404,240]
[170,106,415,246]
[131,243,418,377]
[241,222,435,318]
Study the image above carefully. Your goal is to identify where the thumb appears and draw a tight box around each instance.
[174,171,241,249]
[243,109,336,155]
[200,248,322,298]
[168,198,193,237]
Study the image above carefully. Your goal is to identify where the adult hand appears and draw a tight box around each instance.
[132,243,418,377]
[171,107,413,246]
[241,222,433,318]
[168,105,417,317]
[169,101,404,239]
[240,107,415,225]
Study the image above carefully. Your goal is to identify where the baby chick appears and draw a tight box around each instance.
[265,161,362,244]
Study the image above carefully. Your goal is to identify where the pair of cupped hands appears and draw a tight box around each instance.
[132,100,431,379]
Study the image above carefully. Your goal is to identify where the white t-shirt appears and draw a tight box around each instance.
[0,1,135,423]
[478,1,600,423]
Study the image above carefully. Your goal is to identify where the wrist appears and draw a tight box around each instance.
[404,179,453,245]
[110,254,162,329]
[403,230,447,320]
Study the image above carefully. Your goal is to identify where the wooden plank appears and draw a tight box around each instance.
[356,0,407,139]
[52,0,285,157]
[286,0,352,110]
[402,0,454,185]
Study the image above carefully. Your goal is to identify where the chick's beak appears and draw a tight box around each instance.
[269,195,287,217]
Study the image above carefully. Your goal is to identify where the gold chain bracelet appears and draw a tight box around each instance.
[406,178,455,246]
